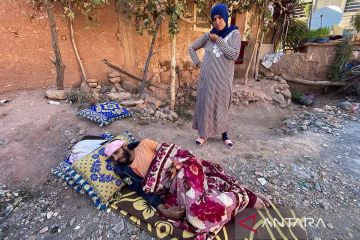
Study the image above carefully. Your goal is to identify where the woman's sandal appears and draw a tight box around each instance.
[222,133,234,148]
[195,137,207,146]
[224,139,234,148]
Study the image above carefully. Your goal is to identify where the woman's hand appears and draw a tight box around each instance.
[157,204,185,219]
[209,33,220,42]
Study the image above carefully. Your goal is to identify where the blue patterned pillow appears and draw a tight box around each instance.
[78,101,132,126]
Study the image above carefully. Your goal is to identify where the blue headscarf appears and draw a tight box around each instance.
[210,4,238,38]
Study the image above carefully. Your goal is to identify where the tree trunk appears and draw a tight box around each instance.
[69,19,87,82]
[45,0,65,90]
[170,35,177,111]
[254,29,265,80]
[244,15,262,84]
[139,16,162,97]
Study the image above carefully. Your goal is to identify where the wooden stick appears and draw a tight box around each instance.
[102,59,167,90]
[281,74,346,86]
[70,19,87,81]
[139,16,162,97]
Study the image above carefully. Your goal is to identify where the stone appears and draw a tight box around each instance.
[4,204,13,216]
[53,211,59,217]
[80,82,91,94]
[326,223,334,230]
[45,89,68,100]
[255,171,264,177]
[74,225,80,230]
[167,115,174,121]
[278,77,287,84]
[69,218,76,227]
[112,220,124,234]
[120,99,144,107]
[50,226,60,234]
[78,130,85,135]
[39,226,49,234]
[145,108,155,115]
[92,92,100,100]
[313,108,325,113]
[107,92,132,101]
[319,199,331,210]
[314,183,321,192]
[100,85,113,94]
[281,89,291,99]
[191,91,197,98]
[109,77,122,84]
[144,96,162,109]
[169,110,178,119]
[299,125,308,131]
[257,178,267,186]
[287,129,298,135]
[121,81,139,93]
[109,71,121,78]
[86,78,98,84]
[339,101,352,111]
[148,86,156,92]
[88,83,98,88]
[46,211,53,219]
[272,93,286,105]
[113,83,124,92]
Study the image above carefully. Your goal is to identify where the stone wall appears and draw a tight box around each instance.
[270,42,360,81]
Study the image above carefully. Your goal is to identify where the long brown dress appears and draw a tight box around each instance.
[189,30,241,139]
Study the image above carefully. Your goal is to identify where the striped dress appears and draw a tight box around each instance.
[189,30,241,139]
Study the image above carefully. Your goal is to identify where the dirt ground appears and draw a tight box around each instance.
[0,89,359,240]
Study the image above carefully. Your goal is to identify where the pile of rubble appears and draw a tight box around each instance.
[232,77,292,107]
[281,105,358,135]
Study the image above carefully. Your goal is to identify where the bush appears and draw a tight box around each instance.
[65,89,93,105]
[328,39,353,81]
[285,20,308,51]
[351,12,360,32]
[302,27,330,39]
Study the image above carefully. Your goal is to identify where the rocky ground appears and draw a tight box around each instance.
[0,89,359,240]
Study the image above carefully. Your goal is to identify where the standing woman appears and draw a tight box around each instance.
[189,3,241,148]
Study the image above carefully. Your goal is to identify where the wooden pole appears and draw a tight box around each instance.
[170,35,177,110]
[102,59,166,90]
[244,14,262,84]
[69,19,87,82]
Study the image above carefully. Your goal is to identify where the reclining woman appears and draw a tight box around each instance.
[105,138,271,240]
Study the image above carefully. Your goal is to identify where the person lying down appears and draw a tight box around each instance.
[104,138,272,240]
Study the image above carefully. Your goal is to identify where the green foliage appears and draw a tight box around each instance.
[303,3,311,19]
[285,19,308,51]
[32,0,109,22]
[116,0,276,37]
[328,39,353,81]
[351,12,360,32]
[302,27,330,39]
[291,89,304,101]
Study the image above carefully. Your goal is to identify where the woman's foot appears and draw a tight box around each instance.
[222,132,234,148]
[253,193,272,209]
[195,137,207,146]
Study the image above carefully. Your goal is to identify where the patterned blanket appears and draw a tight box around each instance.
[139,144,308,240]
[110,187,308,240]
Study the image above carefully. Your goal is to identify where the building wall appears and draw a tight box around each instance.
[0,1,208,93]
